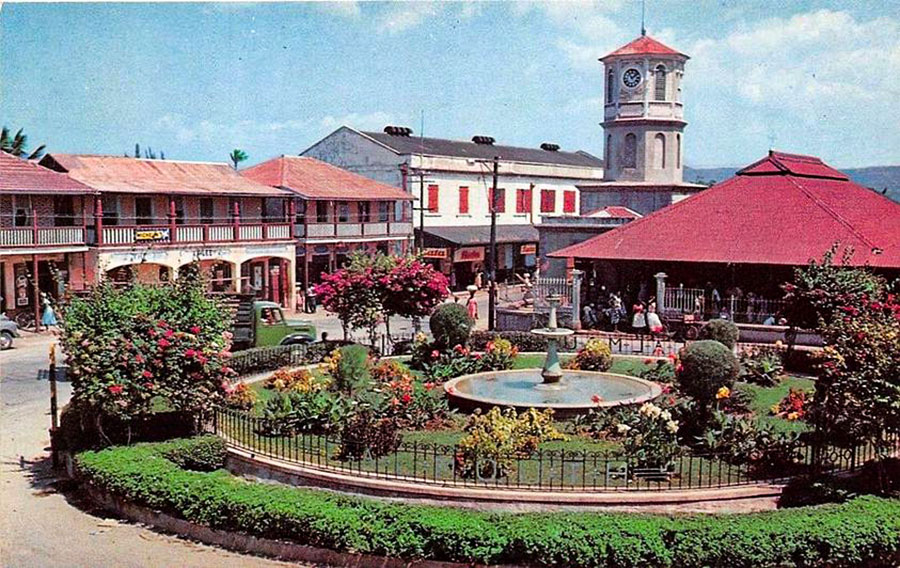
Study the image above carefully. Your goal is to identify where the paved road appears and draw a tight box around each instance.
[0,333,302,567]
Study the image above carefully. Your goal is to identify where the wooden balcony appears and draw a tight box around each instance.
[98,222,292,247]
[299,221,413,241]
[0,226,87,249]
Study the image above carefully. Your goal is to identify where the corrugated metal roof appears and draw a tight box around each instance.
[551,152,900,268]
[241,156,412,201]
[359,130,604,169]
[40,154,287,197]
[0,151,96,194]
[422,224,539,246]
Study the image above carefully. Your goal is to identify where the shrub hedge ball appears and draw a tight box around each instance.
[677,340,740,405]
[698,319,740,349]
[429,303,474,348]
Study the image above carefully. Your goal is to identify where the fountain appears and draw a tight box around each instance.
[444,295,661,418]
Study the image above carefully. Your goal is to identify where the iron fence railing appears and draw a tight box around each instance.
[663,288,787,325]
[211,408,899,492]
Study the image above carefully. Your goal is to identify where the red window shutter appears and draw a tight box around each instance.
[563,190,576,213]
[458,186,469,214]
[495,188,505,213]
[427,185,439,213]
[540,189,555,213]
[523,188,532,213]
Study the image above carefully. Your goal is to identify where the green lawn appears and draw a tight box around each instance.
[738,376,815,434]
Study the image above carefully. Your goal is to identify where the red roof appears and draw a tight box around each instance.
[551,151,900,269]
[585,206,642,220]
[39,154,286,197]
[242,156,412,201]
[0,151,95,194]
[602,35,686,60]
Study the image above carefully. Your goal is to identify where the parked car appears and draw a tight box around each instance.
[0,314,20,350]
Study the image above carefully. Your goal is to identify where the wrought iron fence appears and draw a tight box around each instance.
[663,288,787,325]
[211,408,899,492]
[533,277,572,309]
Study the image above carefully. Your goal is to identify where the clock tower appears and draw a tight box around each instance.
[601,33,688,184]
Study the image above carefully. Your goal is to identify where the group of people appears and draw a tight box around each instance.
[580,290,663,335]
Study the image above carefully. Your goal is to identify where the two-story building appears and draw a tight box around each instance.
[241,156,413,290]
[38,154,298,306]
[0,151,96,322]
[301,126,604,288]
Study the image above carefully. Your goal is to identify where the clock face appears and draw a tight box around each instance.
[622,68,642,89]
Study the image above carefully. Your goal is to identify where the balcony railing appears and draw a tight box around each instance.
[98,222,292,247]
[0,226,87,248]
[302,221,413,241]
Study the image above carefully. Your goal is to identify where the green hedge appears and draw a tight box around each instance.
[76,437,900,567]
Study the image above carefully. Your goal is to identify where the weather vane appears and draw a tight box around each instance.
[641,0,647,36]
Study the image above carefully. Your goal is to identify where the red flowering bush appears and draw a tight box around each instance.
[224,382,257,411]
[771,388,811,421]
[60,269,233,441]
[379,255,448,324]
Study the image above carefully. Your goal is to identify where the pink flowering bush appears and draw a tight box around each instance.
[60,266,234,441]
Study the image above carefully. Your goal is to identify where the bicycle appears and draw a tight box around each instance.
[14,310,37,331]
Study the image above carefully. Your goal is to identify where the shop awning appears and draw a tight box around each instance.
[420,225,539,247]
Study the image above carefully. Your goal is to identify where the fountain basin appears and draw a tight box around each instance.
[444,369,662,418]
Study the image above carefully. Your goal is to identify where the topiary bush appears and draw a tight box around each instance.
[698,319,740,348]
[677,340,739,409]
[429,303,473,349]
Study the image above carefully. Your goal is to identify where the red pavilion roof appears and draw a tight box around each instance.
[550,152,900,269]
[601,35,686,61]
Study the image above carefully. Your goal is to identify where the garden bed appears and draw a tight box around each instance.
[75,437,900,568]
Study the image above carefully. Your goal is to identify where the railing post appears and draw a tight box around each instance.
[232,201,240,240]
[571,269,583,330]
[95,197,104,246]
[655,272,667,315]
[31,206,38,246]
[168,197,177,242]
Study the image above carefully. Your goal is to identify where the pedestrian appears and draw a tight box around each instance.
[466,285,479,321]
[305,285,317,313]
[474,270,483,290]
[631,302,647,335]
[40,293,58,329]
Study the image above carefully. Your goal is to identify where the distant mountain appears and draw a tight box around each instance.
[685,165,900,202]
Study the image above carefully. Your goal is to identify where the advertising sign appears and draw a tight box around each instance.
[135,228,170,241]
[453,246,484,263]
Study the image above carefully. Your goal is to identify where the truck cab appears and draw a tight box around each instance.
[253,301,316,348]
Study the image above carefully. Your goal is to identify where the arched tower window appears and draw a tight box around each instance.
[606,135,612,169]
[654,134,666,169]
[654,65,667,101]
[606,70,614,104]
[623,133,637,168]
[676,134,682,168]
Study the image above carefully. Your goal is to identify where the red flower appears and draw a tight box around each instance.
[644,358,653,365]
[591,394,603,404]
[190,326,201,334]
[134,354,144,364]
[431,350,440,359]
[667,351,677,361]
[401,393,412,404]
[185,348,197,358]
[157,338,171,348]
[142,370,153,379]
[164,329,175,338]
[143,382,155,389]
[108,384,124,395]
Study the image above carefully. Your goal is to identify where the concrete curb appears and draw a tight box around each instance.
[82,482,519,568]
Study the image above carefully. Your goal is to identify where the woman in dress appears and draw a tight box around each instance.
[466,285,479,321]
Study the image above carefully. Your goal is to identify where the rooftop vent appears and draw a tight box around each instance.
[472,135,495,145]
[540,143,560,152]
[384,125,413,137]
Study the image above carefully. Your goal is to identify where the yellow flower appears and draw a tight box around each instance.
[787,411,800,421]
[770,403,781,415]
[774,340,784,349]
[716,386,731,400]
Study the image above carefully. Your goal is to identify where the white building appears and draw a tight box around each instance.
[302,126,603,287]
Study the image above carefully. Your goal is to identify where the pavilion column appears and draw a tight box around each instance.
[655,272,667,316]
[571,269,583,331]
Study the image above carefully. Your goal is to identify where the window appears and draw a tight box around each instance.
[458,186,469,214]
[337,201,350,222]
[605,135,612,170]
[263,198,284,223]
[294,199,306,224]
[135,197,153,226]
[654,65,667,101]
[359,202,371,223]
[563,191,576,213]
[427,184,439,213]
[53,195,75,227]
[677,134,682,168]
[540,189,555,213]
[102,195,119,226]
[378,201,390,222]
[315,201,329,223]
[516,188,532,213]
[200,198,214,224]
[173,197,185,225]
[14,196,29,226]
[623,133,637,168]
[488,187,505,213]
[259,307,284,326]
[606,70,614,103]
[654,134,666,169]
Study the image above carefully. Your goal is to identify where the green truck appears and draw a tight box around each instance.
[225,295,317,351]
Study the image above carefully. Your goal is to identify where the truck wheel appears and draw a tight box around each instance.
[0,331,13,350]
[684,326,700,340]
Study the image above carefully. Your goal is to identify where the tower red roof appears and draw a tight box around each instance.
[550,152,900,269]
[601,35,687,61]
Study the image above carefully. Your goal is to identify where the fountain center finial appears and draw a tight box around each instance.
[531,293,574,384]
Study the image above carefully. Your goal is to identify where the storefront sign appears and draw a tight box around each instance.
[453,246,484,263]
[423,248,449,259]
[15,265,29,307]
[520,244,537,255]
[135,228,170,241]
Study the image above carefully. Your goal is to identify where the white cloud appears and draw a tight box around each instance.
[155,114,315,147]
[377,2,438,35]
[312,1,361,18]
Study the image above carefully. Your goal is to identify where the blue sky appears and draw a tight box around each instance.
[2,1,898,168]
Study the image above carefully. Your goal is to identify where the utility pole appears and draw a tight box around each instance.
[418,171,425,253]
[488,156,500,331]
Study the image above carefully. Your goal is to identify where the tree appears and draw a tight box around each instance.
[378,255,448,335]
[1,126,45,160]
[315,258,384,343]
[229,148,248,170]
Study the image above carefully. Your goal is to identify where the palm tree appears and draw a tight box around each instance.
[1,126,46,160]
[229,148,248,170]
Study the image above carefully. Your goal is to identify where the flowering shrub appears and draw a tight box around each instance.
[371,359,449,429]
[479,337,518,371]
[264,368,327,393]
[315,262,384,343]
[771,388,811,421]
[224,382,257,411]
[613,402,681,470]
[321,344,371,393]
[696,413,804,475]
[454,407,565,479]
[338,410,402,460]
[60,272,233,442]
[640,358,676,383]
[738,345,785,387]
[566,338,612,372]
[260,389,348,436]
[378,255,448,324]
